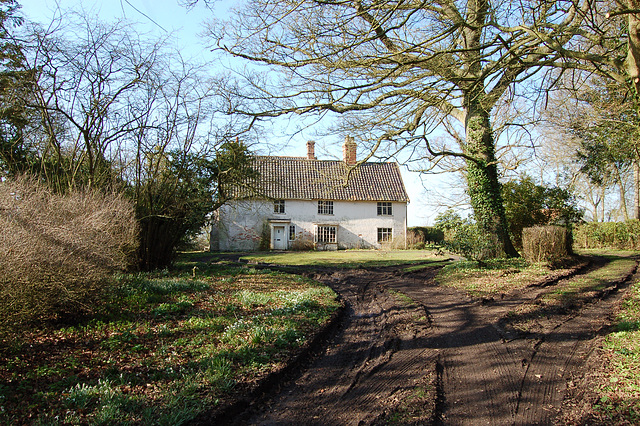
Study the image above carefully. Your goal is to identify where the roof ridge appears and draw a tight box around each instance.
[255,155,399,165]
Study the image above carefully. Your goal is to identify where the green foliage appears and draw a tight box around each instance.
[574,220,640,250]
[434,210,499,262]
[570,81,640,187]
[434,209,465,235]
[407,226,444,248]
[0,0,31,179]
[446,222,500,263]
[502,176,583,249]
[134,140,256,271]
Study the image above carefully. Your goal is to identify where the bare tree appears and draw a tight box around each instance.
[8,9,259,269]
[196,0,633,257]
[19,13,162,190]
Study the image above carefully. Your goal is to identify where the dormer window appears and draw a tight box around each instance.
[274,199,285,214]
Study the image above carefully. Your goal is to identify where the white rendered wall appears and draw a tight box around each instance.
[216,200,271,251]
[214,199,408,251]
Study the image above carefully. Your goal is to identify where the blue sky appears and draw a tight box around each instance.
[17,0,439,226]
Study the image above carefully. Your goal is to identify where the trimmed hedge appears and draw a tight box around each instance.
[574,220,640,250]
[522,226,572,263]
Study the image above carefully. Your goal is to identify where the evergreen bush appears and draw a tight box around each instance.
[407,226,445,248]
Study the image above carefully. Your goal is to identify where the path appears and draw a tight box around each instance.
[226,257,637,425]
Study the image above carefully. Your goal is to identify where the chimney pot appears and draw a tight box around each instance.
[343,136,357,165]
[306,140,316,160]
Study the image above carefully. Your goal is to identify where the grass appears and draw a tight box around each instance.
[592,264,640,423]
[238,249,447,268]
[0,262,340,425]
[537,256,635,306]
[435,257,580,297]
[500,255,637,335]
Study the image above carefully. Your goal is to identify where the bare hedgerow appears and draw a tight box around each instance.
[0,176,138,333]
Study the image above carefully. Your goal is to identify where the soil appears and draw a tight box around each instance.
[207,255,639,425]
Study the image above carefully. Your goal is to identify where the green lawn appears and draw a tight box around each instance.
[238,249,448,268]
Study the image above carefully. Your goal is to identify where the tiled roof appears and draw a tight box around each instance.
[239,156,409,202]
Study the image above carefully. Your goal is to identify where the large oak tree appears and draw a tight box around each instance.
[198,0,628,257]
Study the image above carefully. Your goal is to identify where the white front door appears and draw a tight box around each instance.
[273,226,286,250]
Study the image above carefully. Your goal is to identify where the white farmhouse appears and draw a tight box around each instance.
[210,137,410,251]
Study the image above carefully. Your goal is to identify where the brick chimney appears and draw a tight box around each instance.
[306,140,316,160]
[343,136,357,165]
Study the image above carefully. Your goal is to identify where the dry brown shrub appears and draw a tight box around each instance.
[290,235,315,251]
[0,176,138,332]
[522,225,572,263]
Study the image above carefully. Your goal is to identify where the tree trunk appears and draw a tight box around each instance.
[464,106,519,258]
[613,163,630,220]
[635,160,640,220]
[626,0,640,93]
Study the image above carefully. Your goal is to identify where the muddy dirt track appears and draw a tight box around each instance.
[219,256,639,425]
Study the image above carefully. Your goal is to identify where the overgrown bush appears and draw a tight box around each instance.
[259,222,271,251]
[521,226,572,263]
[0,177,138,333]
[573,220,640,250]
[290,235,314,251]
[434,210,499,262]
[444,222,500,262]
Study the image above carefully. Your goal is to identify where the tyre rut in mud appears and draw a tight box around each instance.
[226,257,638,425]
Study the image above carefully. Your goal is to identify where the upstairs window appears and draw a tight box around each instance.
[318,200,334,215]
[377,227,392,243]
[377,202,392,216]
[274,199,285,214]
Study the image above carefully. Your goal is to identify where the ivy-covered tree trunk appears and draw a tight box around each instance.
[634,160,640,220]
[464,104,519,258]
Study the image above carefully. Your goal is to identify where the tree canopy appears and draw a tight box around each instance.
[502,176,584,249]
[203,0,631,257]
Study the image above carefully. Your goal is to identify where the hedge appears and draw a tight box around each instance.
[573,220,640,250]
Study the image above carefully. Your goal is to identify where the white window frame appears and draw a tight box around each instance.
[274,199,285,214]
[316,225,337,244]
[289,225,296,241]
[318,200,334,215]
[377,202,392,216]
[377,227,393,243]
